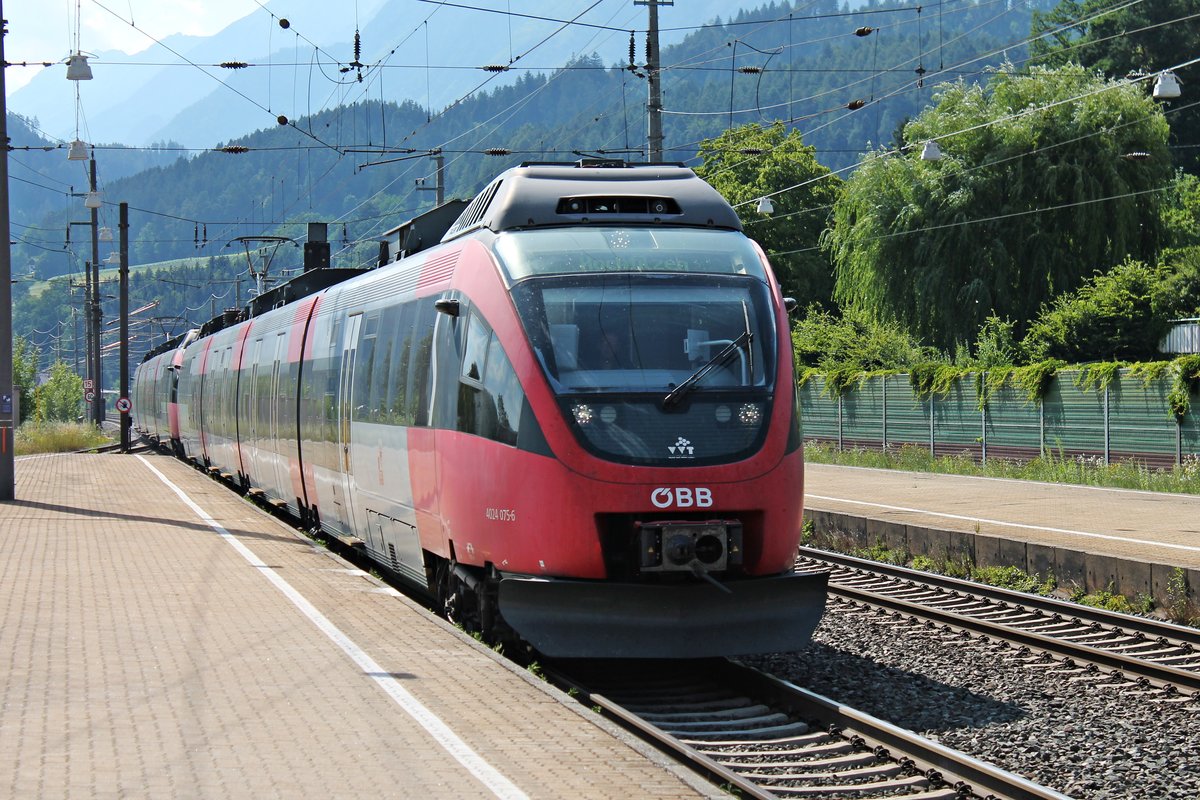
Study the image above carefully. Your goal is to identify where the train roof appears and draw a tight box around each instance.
[442,160,743,243]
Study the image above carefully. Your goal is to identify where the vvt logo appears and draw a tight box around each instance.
[651,487,713,509]
[667,436,694,457]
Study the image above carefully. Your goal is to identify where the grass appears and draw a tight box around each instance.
[15,422,112,455]
[804,441,1200,495]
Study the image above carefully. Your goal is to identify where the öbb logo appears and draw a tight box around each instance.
[650,487,713,509]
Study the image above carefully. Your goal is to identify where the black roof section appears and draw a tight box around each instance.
[441,161,742,243]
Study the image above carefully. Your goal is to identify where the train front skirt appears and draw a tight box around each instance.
[497,571,829,659]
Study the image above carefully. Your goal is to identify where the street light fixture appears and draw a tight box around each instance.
[65,53,93,81]
[1153,70,1181,100]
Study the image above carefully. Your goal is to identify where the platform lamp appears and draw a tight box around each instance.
[67,139,89,161]
[921,141,943,162]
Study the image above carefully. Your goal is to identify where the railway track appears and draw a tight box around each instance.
[547,658,1068,800]
[799,547,1200,700]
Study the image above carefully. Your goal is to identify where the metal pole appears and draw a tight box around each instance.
[89,158,103,425]
[0,9,16,499]
[635,0,670,161]
[881,377,887,451]
[1103,384,1110,466]
[929,395,935,457]
[119,203,130,452]
[980,371,988,465]
[83,269,93,408]
[433,151,445,206]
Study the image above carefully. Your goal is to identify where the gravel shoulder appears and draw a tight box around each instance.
[744,605,1200,800]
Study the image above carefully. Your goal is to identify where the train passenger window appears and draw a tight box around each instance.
[370,307,402,424]
[386,304,412,424]
[456,311,524,445]
[407,305,436,426]
[461,313,489,382]
[352,311,380,421]
[483,336,522,446]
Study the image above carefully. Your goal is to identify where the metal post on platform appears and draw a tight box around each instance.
[119,203,130,452]
[89,158,103,426]
[0,9,15,499]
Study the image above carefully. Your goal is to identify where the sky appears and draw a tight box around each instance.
[4,0,260,95]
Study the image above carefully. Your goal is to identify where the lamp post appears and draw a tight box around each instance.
[0,8,14,499]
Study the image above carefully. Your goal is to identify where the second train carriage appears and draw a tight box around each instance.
[135,161,828,658]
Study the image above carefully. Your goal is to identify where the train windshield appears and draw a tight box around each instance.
[500,228,779,466]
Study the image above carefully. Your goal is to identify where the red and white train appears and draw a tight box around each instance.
[133,161,827,658]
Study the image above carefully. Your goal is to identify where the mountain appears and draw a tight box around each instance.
[9,0,742,149]
[10,0,1046,276]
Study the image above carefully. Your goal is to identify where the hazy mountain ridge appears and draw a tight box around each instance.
[10,0,739,148]
[9,0,1044,282]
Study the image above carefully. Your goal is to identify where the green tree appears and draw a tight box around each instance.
[694,123,842,306]
[824,64,1173,351]
[13,336,38,424]
[1157,246,1200,319]
[791,305,938,371]
[1021,258,1172,363]
[34,362,84,423]
[1031,0,1198,173]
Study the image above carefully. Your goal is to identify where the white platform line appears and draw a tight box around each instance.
[137,455,529,800]
[806,493,1200,555]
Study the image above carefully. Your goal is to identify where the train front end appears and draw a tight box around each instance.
[447,163,827,659]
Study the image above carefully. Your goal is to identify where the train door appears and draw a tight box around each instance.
[331,313,362,537]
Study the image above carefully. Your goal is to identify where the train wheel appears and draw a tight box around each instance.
[437,560,482,635]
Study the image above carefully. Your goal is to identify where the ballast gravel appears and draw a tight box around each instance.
[743,602,1200,800]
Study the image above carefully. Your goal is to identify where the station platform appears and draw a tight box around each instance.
[804,463,1200,606]
[0,450,720,799]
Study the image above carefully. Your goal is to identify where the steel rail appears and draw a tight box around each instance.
[800,546,1200,647]
[545,664,777,800]
[817,574,1200,696]
[547,659,1070,800]
[726,661,1072,800]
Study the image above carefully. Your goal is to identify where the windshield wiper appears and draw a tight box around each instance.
[663,330,752,409]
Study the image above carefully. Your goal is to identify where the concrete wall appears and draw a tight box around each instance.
[805,508,1199,609]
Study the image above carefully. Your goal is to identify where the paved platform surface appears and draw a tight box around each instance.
[805,463,1200,570]
[0,450,719,800]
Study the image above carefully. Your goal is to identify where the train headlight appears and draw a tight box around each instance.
[738,403,762,426]
[572,404,595,426]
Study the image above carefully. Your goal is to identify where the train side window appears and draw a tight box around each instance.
[482,335,522,446]
[456,310,523,445]
[389,303,416,424]
[352,311,380,422]
[407,303,436,426]
[369,307,401,424]
[461,312,489,382]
